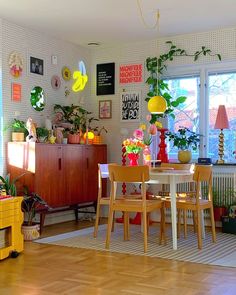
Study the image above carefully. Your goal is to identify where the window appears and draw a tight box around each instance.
[162,64,236,164]
[165,76,200,160]
[208,72,236,163]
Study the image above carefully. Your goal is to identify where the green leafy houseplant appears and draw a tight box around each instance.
[22,192,49,226]
[4,119,28,142]
[36,127,49,138]
[0,173,26,196]
[146,41,221,124]
[53,104,98,134]
[166,127,201,151]
[8,119,27,132]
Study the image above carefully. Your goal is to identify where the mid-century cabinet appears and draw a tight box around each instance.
[7,142,107,208]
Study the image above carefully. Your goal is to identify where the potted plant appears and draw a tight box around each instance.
[5,119,28,142]
[166,127,201,163]
[53,104,99,144]
[145,41,221,125]
[36,127,49,143]
[21,192,49,241]
[0,173,26,196]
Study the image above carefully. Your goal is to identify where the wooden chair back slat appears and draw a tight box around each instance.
[108,165,150,183]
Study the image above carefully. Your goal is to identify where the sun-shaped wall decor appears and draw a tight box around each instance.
[61,66,71,81]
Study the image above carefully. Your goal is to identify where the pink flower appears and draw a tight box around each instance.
[148,124,157,135]
[133,129,144,140]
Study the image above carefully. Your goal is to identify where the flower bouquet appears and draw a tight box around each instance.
[123,129,145,166]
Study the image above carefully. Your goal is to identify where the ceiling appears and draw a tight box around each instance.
[0,0,236,48]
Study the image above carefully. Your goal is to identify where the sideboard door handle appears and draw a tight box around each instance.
[86,158,89,169]
[58,158,62,170]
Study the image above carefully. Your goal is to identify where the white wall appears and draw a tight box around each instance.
[1,19,91,174]
[89,28,236,165]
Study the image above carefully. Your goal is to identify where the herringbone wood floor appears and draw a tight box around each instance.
[1,220,236,295]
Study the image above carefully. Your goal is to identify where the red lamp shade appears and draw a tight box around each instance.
[214,105,229,129]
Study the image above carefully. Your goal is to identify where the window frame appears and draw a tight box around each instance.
[162,60,236,162]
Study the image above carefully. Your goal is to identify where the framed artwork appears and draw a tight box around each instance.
[120,91,141,122]
[11,83,22,102]
[96,63,115,96]
[29,56,44,75]
[99,100,112,119]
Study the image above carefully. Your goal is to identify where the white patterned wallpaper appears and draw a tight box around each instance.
[1,19,91,174]
[1,20,236,174]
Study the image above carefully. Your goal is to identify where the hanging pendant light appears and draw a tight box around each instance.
[137,2,167,114]
[147,95,167,114]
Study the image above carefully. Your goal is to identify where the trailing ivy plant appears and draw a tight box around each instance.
[146,41,221,124]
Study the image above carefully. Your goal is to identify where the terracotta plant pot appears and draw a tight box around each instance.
[68,133,80,144]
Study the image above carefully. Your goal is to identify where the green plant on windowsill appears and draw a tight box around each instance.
[166,127,201,151]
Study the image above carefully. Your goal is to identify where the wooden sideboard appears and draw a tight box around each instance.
[7,143,107,209]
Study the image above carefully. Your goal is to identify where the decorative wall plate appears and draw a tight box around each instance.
[51,75,61,90]
[8,51,23,78]
[62,66,71,81]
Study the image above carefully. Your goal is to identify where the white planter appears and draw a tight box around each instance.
[21,224,40,241]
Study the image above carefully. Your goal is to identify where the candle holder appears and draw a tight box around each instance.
[157,128,169,163]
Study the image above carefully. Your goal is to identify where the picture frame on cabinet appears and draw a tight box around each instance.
[120,91,141,122]
[99,100,112,119]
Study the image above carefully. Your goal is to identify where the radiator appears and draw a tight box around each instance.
[212,172,236,207]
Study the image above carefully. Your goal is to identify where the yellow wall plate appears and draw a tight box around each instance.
[62,66,71,81]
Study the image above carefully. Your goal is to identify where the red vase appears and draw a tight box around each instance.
[127,153,139,166]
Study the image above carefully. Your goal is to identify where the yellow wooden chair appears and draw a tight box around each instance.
[94,163,113,238]
[105,165,165,253]
[165,165,216,249]
[159,163,194,238]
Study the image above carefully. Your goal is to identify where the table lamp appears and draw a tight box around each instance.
[214,105,229,164]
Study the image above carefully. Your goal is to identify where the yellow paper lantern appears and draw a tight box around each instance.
[147,96,167,114]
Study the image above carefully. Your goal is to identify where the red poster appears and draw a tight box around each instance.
[11,83,22,102]
[119,63,143,84]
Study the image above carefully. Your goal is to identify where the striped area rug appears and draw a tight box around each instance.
[36,224,236,267]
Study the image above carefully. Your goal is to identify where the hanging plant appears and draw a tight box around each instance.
[146,41,221,124]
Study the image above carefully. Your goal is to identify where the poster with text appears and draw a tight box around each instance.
[96,62,115,95]
[119,63,143,84]
[120,91,141,122]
